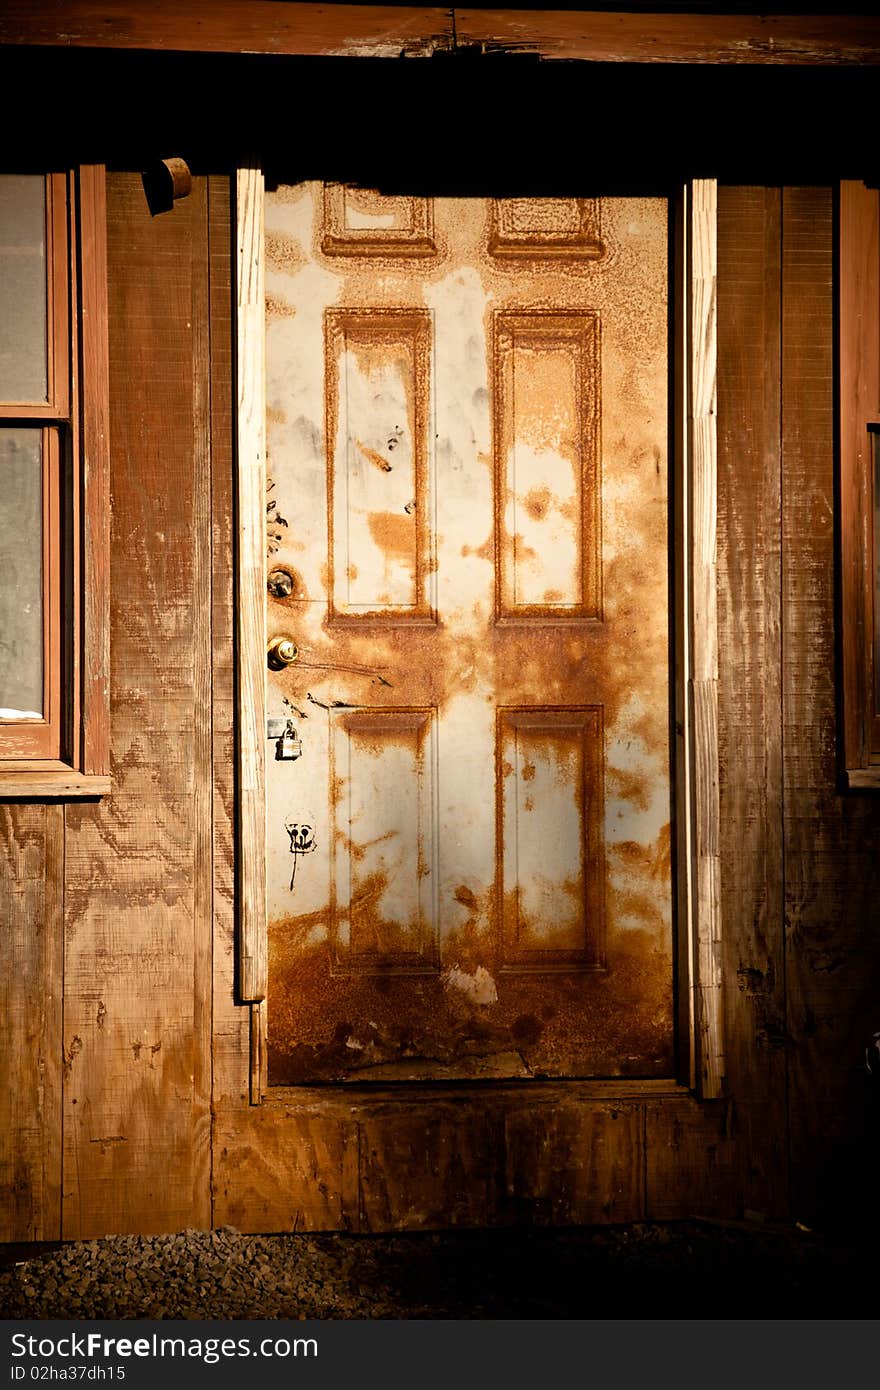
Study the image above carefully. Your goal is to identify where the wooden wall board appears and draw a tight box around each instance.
[61,174,214,1238]
[2,4,879,65]
[189,176,214,1233]
[715,186,788,1218]
[359,1103,497,1232]
[644,1097,738,1220]
[214,1086,736,1233]
[781,187,880,1229]
[454,11,880,64]
[0,805,63,1242]
[213,1103,359,1234]
[0,2,451,58]
[501,1103,643,1227]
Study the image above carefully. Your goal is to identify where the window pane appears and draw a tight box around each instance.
[0,428,43,718]
[0,175,48,402]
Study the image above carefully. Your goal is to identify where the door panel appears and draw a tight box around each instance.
[264,185,672,1083]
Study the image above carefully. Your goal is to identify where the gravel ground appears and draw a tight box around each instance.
[0,1220,873,1320]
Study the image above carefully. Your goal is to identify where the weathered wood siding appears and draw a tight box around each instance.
[0,806,63,1241]
[717,187,787,1218]
[2,175,878,1239]
[62,174,217,1238]
[780,189,880,1228]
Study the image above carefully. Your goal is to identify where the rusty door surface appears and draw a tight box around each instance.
[264,185,672,1084]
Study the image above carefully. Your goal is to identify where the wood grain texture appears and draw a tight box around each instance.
[501,1103,643,1226]
[716,186,787,1218]
[61,174,214,1238]
[0,805,63,1242]
[206,175,235,1222]
[208,176,250,1119]
[235,166,267,1005]
[781,187,880,1229]
[839,182,880,772]
[190,176,213,1231]
[214,1084,733,1233]
[360,1103,496,1231]
[0,773,111,797]
[0,1,451,57]
[2,4,878,64]
[644,1097,737,1220]
[688,179,724,1099]
[455,10,880,63]
[77,165,111,780]
[213,1102,359,1233]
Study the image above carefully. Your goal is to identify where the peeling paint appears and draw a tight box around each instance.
[442,964,499,1006]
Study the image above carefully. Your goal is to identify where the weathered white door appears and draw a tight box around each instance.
[264,185,672,1083]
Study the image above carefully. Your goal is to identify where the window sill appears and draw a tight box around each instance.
[0,769,111,799]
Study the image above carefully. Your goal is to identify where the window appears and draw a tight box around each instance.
[0,167,109,796]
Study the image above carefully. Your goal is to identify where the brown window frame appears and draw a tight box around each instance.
[0,167,110,798]
[840,180,880,789]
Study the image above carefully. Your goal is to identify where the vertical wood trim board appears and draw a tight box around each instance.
[77,164,111,777]
[0,806,64,1242]
[208,174,252,1116]
[716,186,787,1216]
[673,187,696,1089]
[688,178,724,1098]
[235,166,267,1007]
[839,181,880,772]
[206,173,235,1219]
[190,176,214,1230]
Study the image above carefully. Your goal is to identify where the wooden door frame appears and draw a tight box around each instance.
[233,168,723,1104]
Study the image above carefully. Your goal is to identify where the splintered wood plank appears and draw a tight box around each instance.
[0,805,63,1242]
[236,165,266,1005]
[62,174,213,1238]
[716,186,787,1218]
[781,188,880,1228]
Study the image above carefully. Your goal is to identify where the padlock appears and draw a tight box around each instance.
[276,720,302,761]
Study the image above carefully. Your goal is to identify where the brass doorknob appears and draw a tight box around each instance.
[267,636,299,670]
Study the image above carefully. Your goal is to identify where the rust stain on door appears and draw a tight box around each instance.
[265,186,673,1083]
